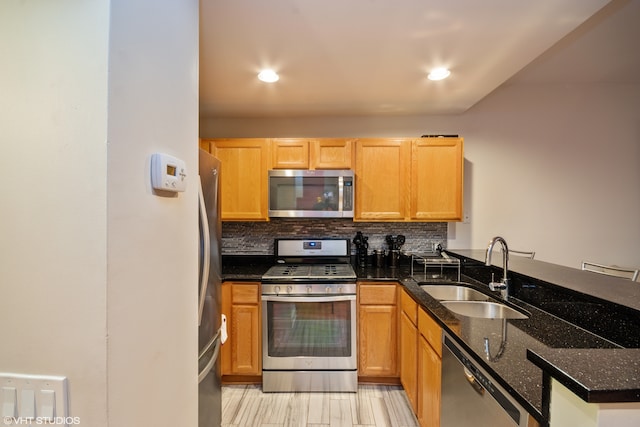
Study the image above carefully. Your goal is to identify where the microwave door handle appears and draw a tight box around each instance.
[198,177,210,327]
[338,176,344,212]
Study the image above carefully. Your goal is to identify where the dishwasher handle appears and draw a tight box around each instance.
[464,367,485,395]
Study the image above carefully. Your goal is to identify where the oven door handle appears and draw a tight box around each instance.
[261,295,356,303]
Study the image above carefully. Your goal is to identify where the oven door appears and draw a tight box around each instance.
[262,294,357,370]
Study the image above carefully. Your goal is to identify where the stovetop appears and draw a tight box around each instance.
[262,263,357,281]
[262,238,356,282]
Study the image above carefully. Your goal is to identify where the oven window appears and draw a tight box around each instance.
[266,300,352,357]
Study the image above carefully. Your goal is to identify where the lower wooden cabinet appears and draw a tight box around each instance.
[221,281,262,380]
[400,288,419,412]
[417,307,443,427]
[358,282,399,379]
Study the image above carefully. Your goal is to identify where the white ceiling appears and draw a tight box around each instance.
[199,0,638,119]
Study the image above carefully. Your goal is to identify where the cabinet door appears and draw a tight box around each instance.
[355,138,410,220]
[358,283,398,378]
[411,138,463,221]
[400,311,418,412]
[310,139,354,169]
[359,304,398,377]
[208,138,270,221]
[272,138,310,169]
[418,335,441,427]
[229,303,261,374]
[221,282,261,376]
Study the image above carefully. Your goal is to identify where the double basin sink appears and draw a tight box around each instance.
[420,283,529,319]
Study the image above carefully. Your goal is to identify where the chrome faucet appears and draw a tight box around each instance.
[485,236,510,298]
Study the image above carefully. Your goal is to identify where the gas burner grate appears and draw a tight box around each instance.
[324,265,338,275]
[281,265,301,276]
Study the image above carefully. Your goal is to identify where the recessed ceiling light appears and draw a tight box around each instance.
[428,67,451,81]
[258,69,279,83]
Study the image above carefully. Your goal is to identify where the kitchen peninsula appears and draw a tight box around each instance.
[221,249,640,426]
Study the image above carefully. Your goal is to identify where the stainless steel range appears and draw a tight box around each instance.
[261,238,357,392]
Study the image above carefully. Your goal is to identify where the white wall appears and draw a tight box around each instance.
[452,82,640,270]
[1,0,199,426]
[107,0,199,425]
[550,379,640,427]
[1,1,110,425]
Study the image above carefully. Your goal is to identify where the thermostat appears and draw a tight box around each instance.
[151,153,187,192]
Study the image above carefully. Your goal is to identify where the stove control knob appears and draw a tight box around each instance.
[307,286,312,293]
[274,286,280,295]
[338,286,343,294]
[286,286,292,294]
[325,287,331,293]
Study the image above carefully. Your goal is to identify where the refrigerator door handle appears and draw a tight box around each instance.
[198,177,211,327]
[199,329,221,360]
[198,330,221,383]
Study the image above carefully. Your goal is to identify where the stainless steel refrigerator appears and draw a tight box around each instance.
[198,149,222,427]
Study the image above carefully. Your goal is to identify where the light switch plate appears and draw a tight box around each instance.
[0,373,68,426]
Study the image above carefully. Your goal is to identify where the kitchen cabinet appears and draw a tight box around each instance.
[400,288,419,413]
[417,307,442,427]
[271,138,354,169]
[411,137,464,221]
[358,282,399,379]
[355,138,411,220]
[354,137,463,221]
[271,138,311,169]
[311,138,354,169]
[221,281,262,380]
[205,138,270,221]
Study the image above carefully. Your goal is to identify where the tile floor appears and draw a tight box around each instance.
[222,384,419,427]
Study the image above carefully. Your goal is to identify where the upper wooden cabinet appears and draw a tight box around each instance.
[205,138,270,221]
[411,138,464,221]
[355,138,411,221]
[272,138,354,170]
[271,138,311,169]
[311,138,354,169]
[201,136,462,222]
[355,137,463,222]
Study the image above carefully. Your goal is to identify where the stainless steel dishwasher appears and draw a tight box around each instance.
[441,331,532,426]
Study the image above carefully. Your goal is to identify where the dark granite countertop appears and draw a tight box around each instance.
[527,348,640,403]
[221,251,640,424]
[222,255,272,281]
[450,249,640,313]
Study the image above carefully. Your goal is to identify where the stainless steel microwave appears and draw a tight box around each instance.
[268,170,354,218]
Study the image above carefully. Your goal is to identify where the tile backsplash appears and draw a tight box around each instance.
[222,219,447,255]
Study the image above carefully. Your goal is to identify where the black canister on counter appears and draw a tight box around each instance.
[388,249,400,268]
[352,231,369,268]
[373,249,386,268]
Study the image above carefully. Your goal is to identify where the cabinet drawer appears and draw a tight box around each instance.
[231,283,260,304]
[359,283,397,305]
[418,308,442,357]
[400,288,418,326]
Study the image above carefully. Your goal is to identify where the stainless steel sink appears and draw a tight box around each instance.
[440,301,529,319]
[420,284,490,301]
